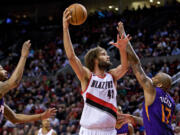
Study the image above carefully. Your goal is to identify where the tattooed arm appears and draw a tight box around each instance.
[117,22,155,106]
[109,34,131,81]
[0,40,31,98]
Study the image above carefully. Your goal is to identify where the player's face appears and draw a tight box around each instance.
[152,73,162,87]
[152,72,171,90]
[97,50,112,70]
[0,66,8,81]
[42,119,50,129]
[152,76,158,86]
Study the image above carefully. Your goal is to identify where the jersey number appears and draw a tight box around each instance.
[107,90,114,99]
[162,104,171,124]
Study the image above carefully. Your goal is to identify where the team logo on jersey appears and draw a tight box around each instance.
[91,80,113,89]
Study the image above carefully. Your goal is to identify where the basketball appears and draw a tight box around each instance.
[68,3,87,25]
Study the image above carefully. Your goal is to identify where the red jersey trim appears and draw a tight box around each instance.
[94,73,106,79]
[86,92,117,113]
[81,73,92,95]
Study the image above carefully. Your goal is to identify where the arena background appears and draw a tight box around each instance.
[0,0,180,134]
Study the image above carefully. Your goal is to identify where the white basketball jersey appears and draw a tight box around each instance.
[80,72,117,129]
[38,128,56,135]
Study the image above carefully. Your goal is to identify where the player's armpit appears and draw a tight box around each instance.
[0,81,10,98]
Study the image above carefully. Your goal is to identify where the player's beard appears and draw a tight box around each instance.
[98,60,112,71]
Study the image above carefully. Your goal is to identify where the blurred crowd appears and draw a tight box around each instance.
[0,1,180,135]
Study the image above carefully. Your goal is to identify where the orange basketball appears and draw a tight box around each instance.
[68,3,87,25]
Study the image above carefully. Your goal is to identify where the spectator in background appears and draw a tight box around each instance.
[35,118,57,135]
[50,115,60,129]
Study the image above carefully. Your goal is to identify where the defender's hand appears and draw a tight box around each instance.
[110,34,131,50]
[41,108,57,119]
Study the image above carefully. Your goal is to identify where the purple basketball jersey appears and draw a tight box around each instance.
[143,87,175,135]
[0,98,4,123]
[116,123,128,134]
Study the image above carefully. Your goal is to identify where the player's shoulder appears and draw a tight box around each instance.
[82,66,92,79]
[52,130,57,135]
[34,130,39,135]
[106,71,115,79]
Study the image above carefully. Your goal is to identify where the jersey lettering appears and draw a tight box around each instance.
[91,80,113,89]
[160,96,172,108]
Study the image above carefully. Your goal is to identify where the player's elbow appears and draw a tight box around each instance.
[66,52,76,60]
[9,78,20,89]
[12,115,24,124]
[122,64,129,72]
[120,65,129,75]
[10,117,19,124]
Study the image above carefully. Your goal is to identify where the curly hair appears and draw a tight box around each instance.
[84,46,105,72]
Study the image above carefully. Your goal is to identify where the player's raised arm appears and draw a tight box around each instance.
[0,40,31,98]
[109,34,131,81]
[63,8,90,82]
[4,104,57,124]
[117,22,155,105]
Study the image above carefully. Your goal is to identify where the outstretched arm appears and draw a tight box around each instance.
[4,104,57,124]
[109,34,131,81]
[0,40,31,98]
[117,22,155,105]
[63,8,90,82]
[117,113,143,126]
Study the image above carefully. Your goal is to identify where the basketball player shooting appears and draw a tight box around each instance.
[117,22,175,135]
[0,40,57,124]
[63,8,131,135]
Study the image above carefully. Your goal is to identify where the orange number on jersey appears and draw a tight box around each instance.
[162,104,171,124]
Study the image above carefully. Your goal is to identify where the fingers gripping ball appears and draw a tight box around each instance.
[68,3,87,25]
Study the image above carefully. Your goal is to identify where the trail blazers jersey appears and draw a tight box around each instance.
[80,73,117,129]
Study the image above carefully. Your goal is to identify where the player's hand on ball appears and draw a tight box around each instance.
[41,108,57,119]
[110,34,131,50]
[63,8,71,30]
[21,40,31,58]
